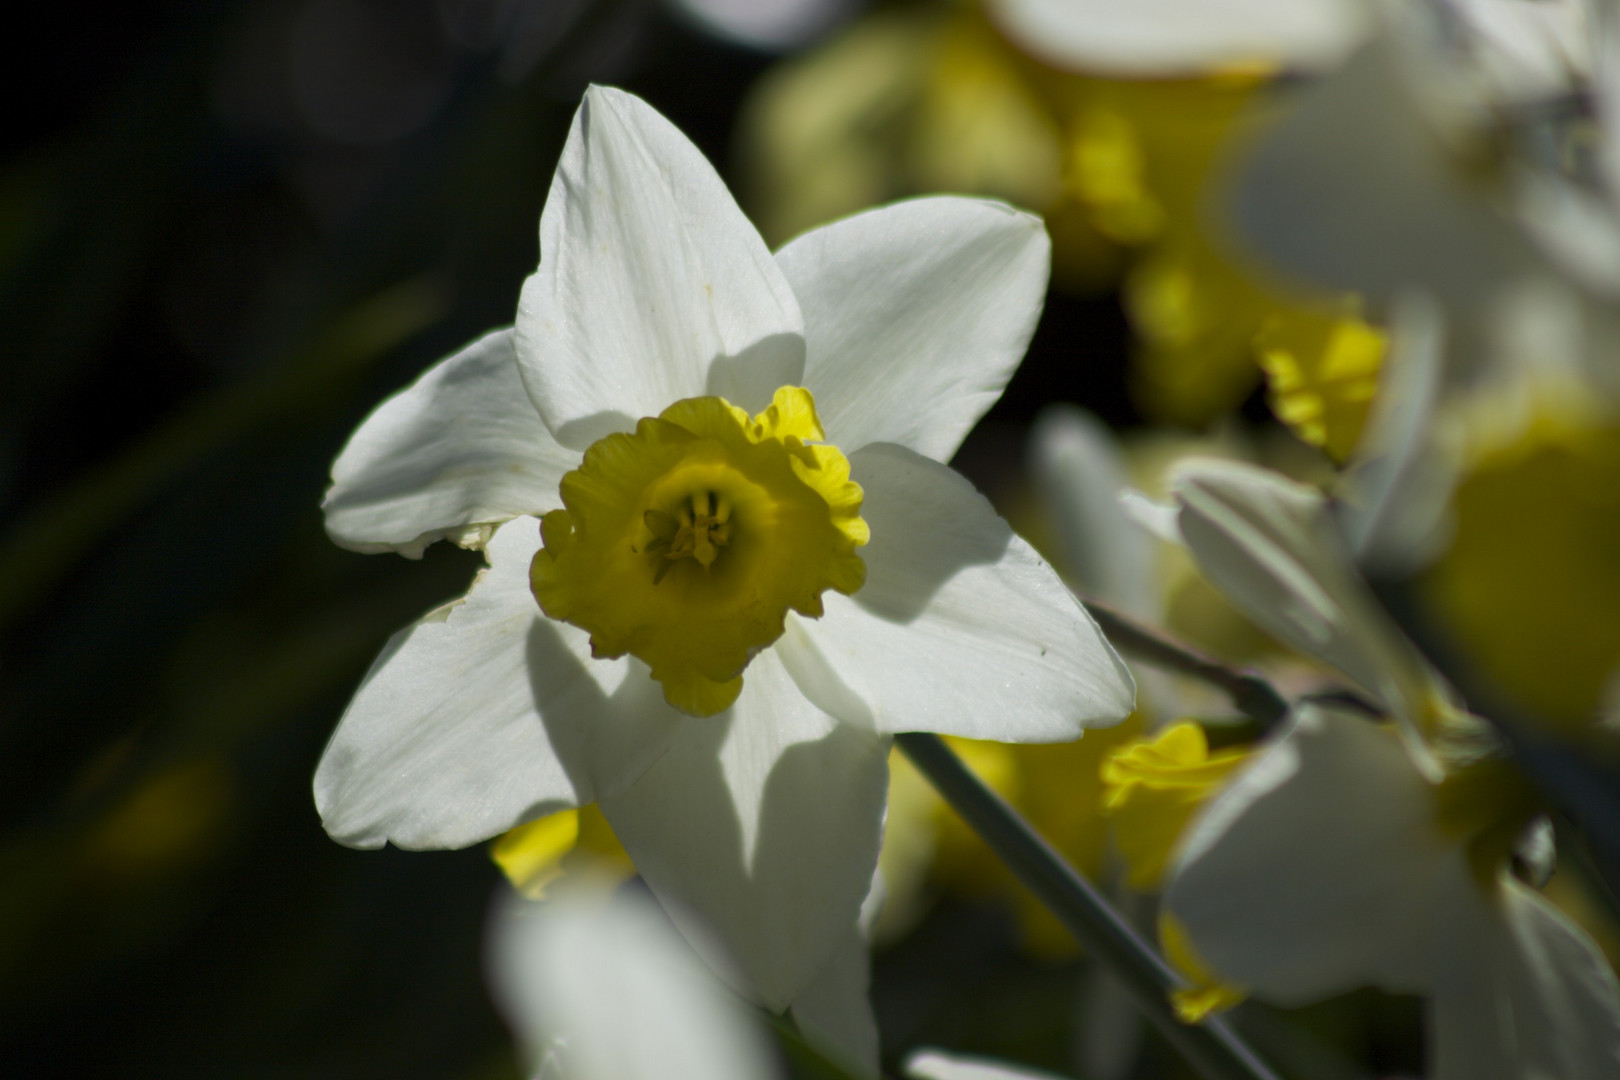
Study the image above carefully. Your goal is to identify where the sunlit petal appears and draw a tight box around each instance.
[516,85,804,447]
[777,197,1049,462]
[315,518,686,850]
[323,329,574,556]
[778,443,1134,739]
[599,648,890,1010]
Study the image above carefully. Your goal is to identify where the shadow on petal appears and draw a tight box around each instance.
[552,408,639,452]
[744,723,888,1006]
[704,332,808,415]
[850,443,1012,623]
[525,617,687,817]
[600,665,887,1011]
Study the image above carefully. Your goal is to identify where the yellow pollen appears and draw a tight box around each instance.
[531,386,869,717]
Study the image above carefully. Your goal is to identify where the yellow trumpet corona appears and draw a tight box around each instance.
[531,386,869,717]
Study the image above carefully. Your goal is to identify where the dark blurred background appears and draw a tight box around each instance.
[0,3,1193,1077]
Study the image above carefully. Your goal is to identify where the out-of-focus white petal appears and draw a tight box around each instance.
[1228,42,1545,318]
[1596,8,1620,203]
[1430,869,1620,1080]
[314,518,686,850]
[323,329,575,557]
[788,926,879,1079]
[1419,0,1590,104]
[988,0,1366,77]
[778,443,1134,739]
[1173,703,1620,1077]
[1170,458,1441,750]
[487,887,779,1080]
[1338,292,1454,574]
[1118,489,1183,545]
[1514,173,1620,299]
[673,0,857,51]
[1167,704,1447,1002]
[1029,405,1156,619]
[776,197,1050,462]
[599,649,890,1011]
[905,1048,1072,1080]
[516,86,804,446]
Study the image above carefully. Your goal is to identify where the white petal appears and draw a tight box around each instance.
[323,329,575,557]
[1337,292,1456,575]
[1171,458,1442,755]
[778,443,1134,739]
[1228,41,1547,319]
[1166,704,1450,1003]
[1437,0,1591,103]
[1515,171,1620,298]
[1028,406,1157,619]
[598,649,890,1011]
[516,86,804,446]
[989,0,1366,76]
[776,197,1049,462]
[1117,489,1183,545]
[314,518,686,850]
[1430,871,1620,1080]
[671,0,852,50]
[905,1048,1071,1080]
[788,927,880,1080]
[487,888,779,1080]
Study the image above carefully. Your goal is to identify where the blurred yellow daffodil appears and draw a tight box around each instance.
[1425,414,1620,732]
[737,1,1387,434]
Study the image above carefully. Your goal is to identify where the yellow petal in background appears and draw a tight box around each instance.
[491,805,633,900]
[1101,722,1250,892]
[1255,303,1385,462]
[1424,417,1620,732]
[1159,910,1246,1022]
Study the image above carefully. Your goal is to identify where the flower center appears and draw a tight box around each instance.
[530,386,868,717]
[643,493,732,580]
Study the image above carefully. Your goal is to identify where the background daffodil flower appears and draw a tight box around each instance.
[1167,702,1620,1080]
[312,85,1135,1034]
[1136,455,1620,1077]
[736,0,1389,433]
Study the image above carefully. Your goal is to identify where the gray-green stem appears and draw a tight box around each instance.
[1081,599,1290,731]
[895,732,1283,1080]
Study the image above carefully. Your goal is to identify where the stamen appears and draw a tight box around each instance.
[644,509,678,541]
[646,491,732,580]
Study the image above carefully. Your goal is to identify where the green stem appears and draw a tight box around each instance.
[1081,599,1290,730]
[896,732,1283,1080]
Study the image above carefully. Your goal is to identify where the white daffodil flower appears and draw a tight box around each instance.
[1153,458,1620,1079]
[314,85,1134,1024]
[987,0,1367,77]
[487,884,779,1080]
[1167,702,1620,1080]
[1164,457,1452,772]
